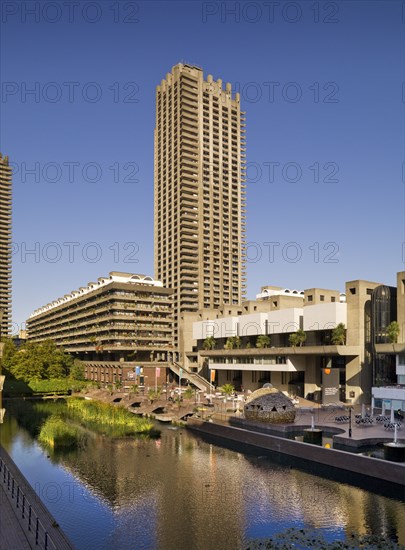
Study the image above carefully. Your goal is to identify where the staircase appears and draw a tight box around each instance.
[169,362,214,393]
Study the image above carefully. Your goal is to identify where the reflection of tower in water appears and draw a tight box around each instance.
[59,429,245,549]
[49,427,405,548]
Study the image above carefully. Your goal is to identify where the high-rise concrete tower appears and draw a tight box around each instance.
[0,153,12,335]
[154,63,246,353]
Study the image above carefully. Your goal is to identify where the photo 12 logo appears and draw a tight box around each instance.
[245,161,339,184]
[232,81,340,104]
[12,242,140,264]
[1,82,140,104]
[201,2,340,24]
[9,161,140,184]
[1,2,140,24]
[245,241,340,264]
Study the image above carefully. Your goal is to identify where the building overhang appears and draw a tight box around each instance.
[372,386,405,400]
[199,345,360,358]
[374,343,405,355]
[83,361,168,368]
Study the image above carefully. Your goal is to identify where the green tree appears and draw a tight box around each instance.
[203,336,216,350]
[220,383,235,396]
[184,385,194,399]
[331,323,346,345]
[386,321,400,344]
[224,337,234,350]
[70,360,86,381]
[289,329,306,347]
[148,387,161,402]
[256,335,271,348]
[9,340,74,382]
[1,338,17,372]
[233,336,241,349]
[224,336,241,350]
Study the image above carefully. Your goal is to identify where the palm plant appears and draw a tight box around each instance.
[386,321,400,343]
[289,329,306,347]
[220,383,235,396]
[331,323,346,345]
[203,336,216,350]
[256,335,271,348]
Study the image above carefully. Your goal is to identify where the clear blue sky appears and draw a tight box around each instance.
[1,0,404,332]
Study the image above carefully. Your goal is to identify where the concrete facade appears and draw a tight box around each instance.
[180,277,405,405]
[154,63,246,355]
[345,279,381,404]
[0,153,12,335]
[26,272,174,385]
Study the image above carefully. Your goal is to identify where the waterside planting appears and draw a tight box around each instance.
[67,398,156,435]
[38,416,83,450]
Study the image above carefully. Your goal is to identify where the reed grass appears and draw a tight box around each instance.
[67,398,154,434]
[38,416,81,450]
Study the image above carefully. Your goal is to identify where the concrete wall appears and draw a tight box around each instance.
[193,316,239,340]
[238,313,267,336]
[345,279,382,405]
[265,308,303,334]
[186,419,405,487]
[303,303,346,332]
[304,288,340,305]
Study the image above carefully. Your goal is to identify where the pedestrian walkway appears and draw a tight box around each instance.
[0,446,74,550]
[0,482,33,550]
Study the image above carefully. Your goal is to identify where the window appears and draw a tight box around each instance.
[307,295,313,302]
[331,297,336,303]
[320,295,325,302]
[349,288,356,295]
[281,372,291,385]
[272,301,278,307]
[259,371,271,383]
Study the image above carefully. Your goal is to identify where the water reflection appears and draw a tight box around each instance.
[1,400,405,550]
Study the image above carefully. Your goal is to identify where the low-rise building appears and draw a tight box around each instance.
[182,275,405,406]
[27,272,173,387]
[189,286,352,403]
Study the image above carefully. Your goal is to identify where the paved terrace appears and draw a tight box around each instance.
[203,397,405,448]
[187,396,405,490]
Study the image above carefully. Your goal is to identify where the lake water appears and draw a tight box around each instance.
[1,399,405,550]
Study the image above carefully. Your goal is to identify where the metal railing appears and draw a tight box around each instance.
[170,362,214,392]
[0,455,57,550]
